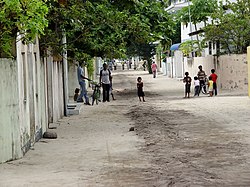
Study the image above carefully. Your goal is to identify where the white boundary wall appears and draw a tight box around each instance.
[0,37,66,163]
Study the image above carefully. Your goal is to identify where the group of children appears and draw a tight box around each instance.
[136,67,218,102]
[183,68,218,98]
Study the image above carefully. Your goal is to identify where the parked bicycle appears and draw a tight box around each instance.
[90,81,101,105]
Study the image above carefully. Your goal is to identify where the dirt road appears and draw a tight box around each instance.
[1,70,250,187]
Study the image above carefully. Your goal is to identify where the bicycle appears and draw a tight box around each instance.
[200,80,208,95]
[90,81,101,105]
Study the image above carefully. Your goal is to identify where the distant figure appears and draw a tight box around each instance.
[108,61,113,71]
[77,62,91,105]
[137,77,145,102]
[109,76,116,100]
[210,69,218,96]
[197,65,207,93]
[100,63,111,102]
[193,76,200,97]
[208,76,214,97]
[183,72,192,98]
[142,61,146,71]
[113,59,117,70]
[121,61,125,70]
[74,88,80,101]
[129,60,132,69]
[151,62,157,78]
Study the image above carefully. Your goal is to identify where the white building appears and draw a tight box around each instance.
[164,0,237,79]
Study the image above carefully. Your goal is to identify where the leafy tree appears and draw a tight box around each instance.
[40,0,175,74]
[178,0,217,56]
[204,0,250,54]
[0,0,48,57]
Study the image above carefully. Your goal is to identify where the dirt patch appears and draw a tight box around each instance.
[127,103,250,186]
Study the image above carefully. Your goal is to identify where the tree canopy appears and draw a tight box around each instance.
[204,0,250,54]
[38,0,176,62]
[0,0,48,57]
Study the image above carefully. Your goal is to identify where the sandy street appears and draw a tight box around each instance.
[1,69,250,187]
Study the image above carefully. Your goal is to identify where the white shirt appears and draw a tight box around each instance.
[194,80,200,87]
[101,69,110,84]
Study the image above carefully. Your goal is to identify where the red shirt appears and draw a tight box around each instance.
[210,73,218,83]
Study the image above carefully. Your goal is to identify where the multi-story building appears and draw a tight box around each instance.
[163,0,242,81]
[167,0,237,57]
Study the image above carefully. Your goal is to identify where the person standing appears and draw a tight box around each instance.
[142,61,146,71]
[151,62,157,78]
[208,76,214,97]
[137,77,145,102]
[193,76,200,96]
[183,72,192,98]
[210,69,218,96]
[197,65,207,93]
[77,62,91,104]
[109,76,116,100]
[113,59,117,70]
[108,60,113,71]
[100,63,111,102]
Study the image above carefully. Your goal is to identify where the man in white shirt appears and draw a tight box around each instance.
[99,63,111,102]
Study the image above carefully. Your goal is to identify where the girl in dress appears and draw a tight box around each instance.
[137,77,145,102]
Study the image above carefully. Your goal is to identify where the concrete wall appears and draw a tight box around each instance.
[68,62,79,100]
[183,55,215,79]
[44,54,64,123]
[0,59,22,163]
[182,54,248,91]
[1,36,66,163]
[217,54,248,90]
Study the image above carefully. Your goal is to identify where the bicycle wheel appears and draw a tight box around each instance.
[95,89,101,105]
[201,85,208,94]
[92,90,96,105]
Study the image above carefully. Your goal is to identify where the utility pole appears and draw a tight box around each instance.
[188,0,193,57]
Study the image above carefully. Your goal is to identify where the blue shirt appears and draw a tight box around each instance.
[77,66,85,82]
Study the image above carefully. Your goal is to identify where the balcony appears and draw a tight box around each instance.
[166,0,190,12]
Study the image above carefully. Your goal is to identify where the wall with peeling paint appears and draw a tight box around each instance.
[217,54,248,90]
[0,37,65,163]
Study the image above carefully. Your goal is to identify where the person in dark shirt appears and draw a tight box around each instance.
[210,69,218,96]
[183,72,192,98]
[197,65,207,94]
[137,77,145,102]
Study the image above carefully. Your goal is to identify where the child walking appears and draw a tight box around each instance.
[208,76,214,97]
[183,72,192,98]
[194,76,200,96]
[137,77,145,102]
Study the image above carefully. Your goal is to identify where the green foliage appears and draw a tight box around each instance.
[0,0,48,57]
[179,40,193,57]
[179,40,206,57]
[86,58,95,80]
[204,0,250,54]
[177,0,217,54]
[178,0,218,25]
[39,0,175,69]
